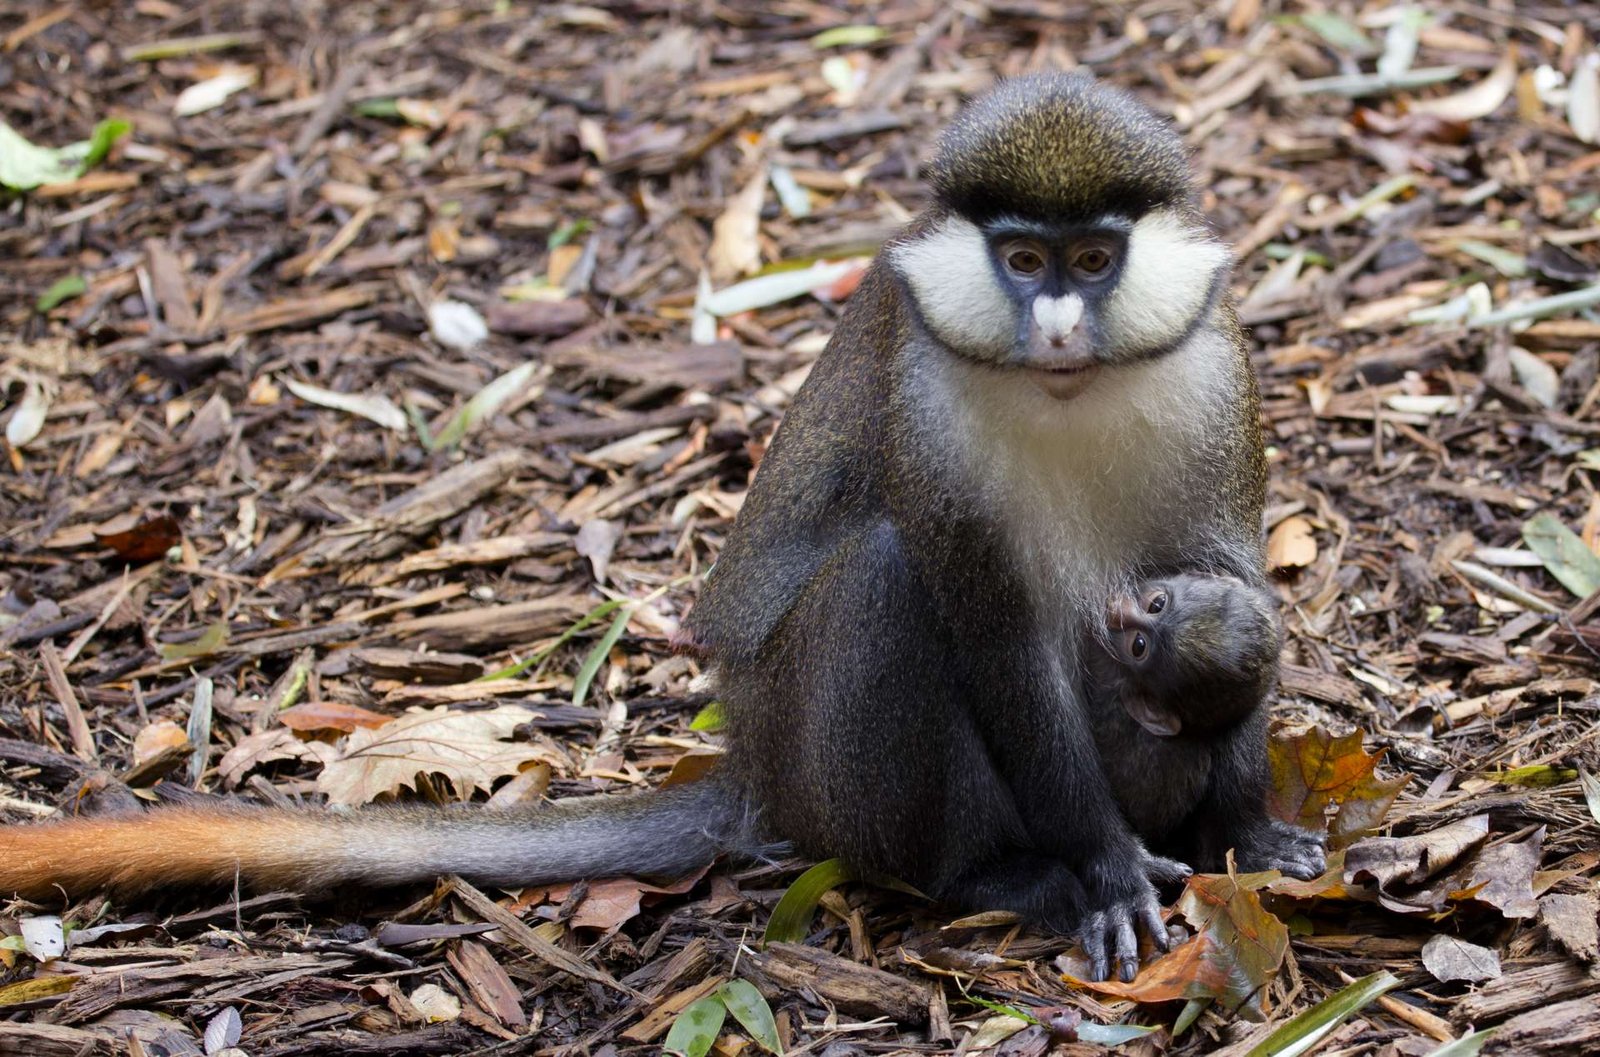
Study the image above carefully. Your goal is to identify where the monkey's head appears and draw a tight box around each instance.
[890,74,1231,400]
[1102,577,1277,738]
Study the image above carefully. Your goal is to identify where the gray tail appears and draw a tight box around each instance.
[320,778,769,888]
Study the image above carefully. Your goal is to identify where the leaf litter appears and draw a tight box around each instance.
[3,0,1600,1054]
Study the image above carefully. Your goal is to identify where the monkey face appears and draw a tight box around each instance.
[1103,576,1275,738]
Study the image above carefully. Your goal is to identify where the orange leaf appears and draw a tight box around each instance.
[279,701,393,733]
[1268,727,1410,849]
[1064,930,1228,1003]
[1267,515,1317,572]
[94,512,181,561]
[1174,869,1290,1016]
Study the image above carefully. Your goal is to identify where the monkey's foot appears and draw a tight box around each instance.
[1077,853,1192,983]
[1234,819,1327,880]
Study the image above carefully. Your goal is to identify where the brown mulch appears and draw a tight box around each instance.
[2,1,1600,1054]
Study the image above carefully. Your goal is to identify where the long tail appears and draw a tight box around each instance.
[0,781,758,900]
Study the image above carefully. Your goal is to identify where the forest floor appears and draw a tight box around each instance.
[3,1,1600,1055]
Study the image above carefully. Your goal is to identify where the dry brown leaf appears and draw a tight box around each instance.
[217,727,316,787]
[1268,727,1410,848]
[278,701,393,733]
[1421,934,1501,983]
[315,705,560,806]
[94,512,181,562]
[708,167,767,281]
[1267,515,1318,572]
[132,720,190,768]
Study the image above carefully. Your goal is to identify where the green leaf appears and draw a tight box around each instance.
[1426,1028,1496,1056]
[811,25,887,48]
[36,275,87,313]
[689,700,728,733]
[123,32,254,62]
[1493,764,1577,787]
[968,997,1040,1025]
[354,98,402,119]
[478,597,626,682]
[764,859,856,945]
[662,995,726,1057]
[1078,1023,1160,1046]
[716,980,783,1054]
[547,218,592,250]
[159,621,229,661]
[1244,971,1399,1057]
[1579,768,1600,827]
[1172,997,1209,1037]
[1455,240,1526,278]
[572,604,631,707]
[81,119,130,170]
[1293,13,1376,54]
[1522,512,1600,598]
[431,362,538,451]
[0,119,128,191]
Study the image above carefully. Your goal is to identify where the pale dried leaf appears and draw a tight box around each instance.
[174,65,257,117]
[428,299,489,350]
[132,719,191,767]
[315,705,558,806]
[575,518,622,584]
[408,983,461,1023]
[1411,51,1516,121]
[284,377,407,432]
[5,381,50,448]
[1421,934,1501,983]
[1268,515,1318,571]
[1570,54,1600,144]
[20,915,65,961]
[708,167,767,281]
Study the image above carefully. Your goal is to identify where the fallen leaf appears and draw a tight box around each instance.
[159,621,229,661]
[1268,516,1318,571]
[278,701,393,733]
[1174,870,1291,1017]
[132,720,191,767]
[574,518,622,584]
[217,727,315,787]
[19,915,64,961]
[1421,934,1501,983]
[1065,930,1230,1005]
[1570,52,1599,144]
[1411,50,1516,121]
[1462,827,1543,919]
[5,380,50,448]
[315,705,560,806]
[428,299,488,350]
[94,512,182,561]
[174,65,257,117]
[708,167,767,281]
[408,982,461,1023]
[204,1007,243,1053]
[1345,815,1491,891]
[1522,512,1600,598]
[1267,728,1410,848]
[284,377,407,432]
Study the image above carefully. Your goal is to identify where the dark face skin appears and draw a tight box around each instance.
[1103,575,1273,738]
[982,219,1131,398]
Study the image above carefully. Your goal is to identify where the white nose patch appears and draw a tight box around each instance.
[1032,293,1084,344]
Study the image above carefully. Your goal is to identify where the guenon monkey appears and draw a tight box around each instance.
[0,75,1323,984]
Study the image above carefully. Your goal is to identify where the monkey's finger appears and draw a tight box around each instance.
[1139,901,1171,951]
[1080,912,1110,983]
[1113,912,1140,983]
[1146,855,1193,885]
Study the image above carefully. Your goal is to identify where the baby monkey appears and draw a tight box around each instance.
[1091,573,1324,881]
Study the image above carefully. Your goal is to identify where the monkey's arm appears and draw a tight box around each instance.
[0,781,750,899]
[683,266,903,663]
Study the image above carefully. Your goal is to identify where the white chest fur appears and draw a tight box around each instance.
[906,324,1237,633]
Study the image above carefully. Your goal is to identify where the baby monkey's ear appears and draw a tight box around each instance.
[1121,691,1182,737]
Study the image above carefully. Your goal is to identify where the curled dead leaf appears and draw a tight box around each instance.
[1267,515,1318,572]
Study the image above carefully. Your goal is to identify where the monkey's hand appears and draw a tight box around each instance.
[1077,851,1193,983]
[1232,818,1327,881]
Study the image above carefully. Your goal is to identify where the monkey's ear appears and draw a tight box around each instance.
[1122,693,1181,737]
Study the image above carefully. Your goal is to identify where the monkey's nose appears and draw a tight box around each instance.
[1107,597,1146,630]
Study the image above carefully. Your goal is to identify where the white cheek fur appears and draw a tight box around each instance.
[1105,209,1231,355]
[889,217,1015,360]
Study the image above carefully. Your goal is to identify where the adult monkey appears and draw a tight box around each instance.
[0,75,1323,984]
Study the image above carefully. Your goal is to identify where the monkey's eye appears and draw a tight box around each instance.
[1004,245,1046,276]
[1127,631,1148,660]
[1146,591,1167,615]
[1072,247,1114,278]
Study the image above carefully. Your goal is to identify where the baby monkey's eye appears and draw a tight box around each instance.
[1128,631,1148,659]
[1145,591,1167,614]
[1006,247,1045,275]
